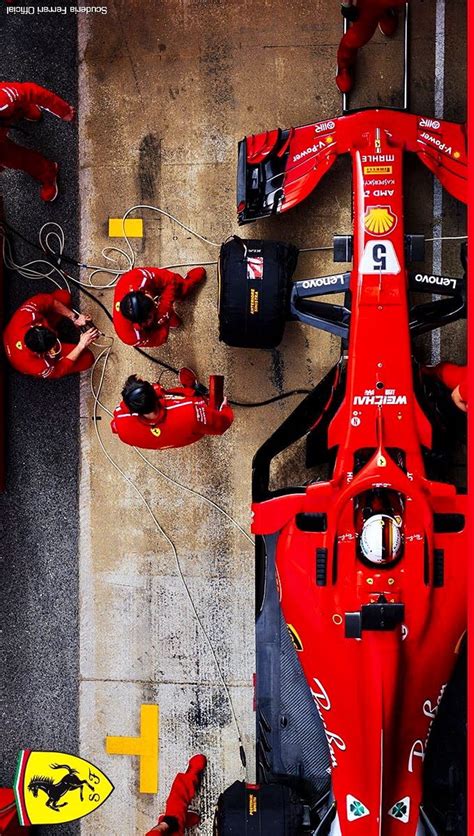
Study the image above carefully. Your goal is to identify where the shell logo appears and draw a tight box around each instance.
[364,206,397,236]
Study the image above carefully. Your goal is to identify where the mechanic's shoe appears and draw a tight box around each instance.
[179,367,198,388]
[40,164,59,202]
[169,310,182,328]
[186,266,206,283]
[379,8,398,37]
[336,67,353,93]
[25,104,42,121]
[188,754,207,772]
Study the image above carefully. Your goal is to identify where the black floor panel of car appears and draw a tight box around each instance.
[256,532,331,806]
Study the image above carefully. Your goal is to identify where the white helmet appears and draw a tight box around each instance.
[360,513,402,564]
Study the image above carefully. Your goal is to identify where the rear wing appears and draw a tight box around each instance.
[237,110,467,223]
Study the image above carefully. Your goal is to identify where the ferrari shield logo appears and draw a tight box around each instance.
[14,750,114,826]
[364,205,397,236]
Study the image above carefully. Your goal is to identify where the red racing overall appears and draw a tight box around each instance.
[337,0,407,92]
[111,382,233,449]
[0,82,74,199]
[3,290,94,378]
[145,755,206,836]
[113,266,205,347]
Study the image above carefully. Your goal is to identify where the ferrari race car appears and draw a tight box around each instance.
[215,110,467,834]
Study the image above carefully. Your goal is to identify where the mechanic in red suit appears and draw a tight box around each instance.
[111,368,234,449]
[0,81,75,201]
[113,266,206,348]
[426,362,468,413]
[3,289,99,378]
[145,755,207,835]
[337,0,407,93]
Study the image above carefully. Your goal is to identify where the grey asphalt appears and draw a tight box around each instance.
[0,8,80,835]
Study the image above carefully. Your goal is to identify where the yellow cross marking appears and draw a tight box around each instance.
[105,704,159,793]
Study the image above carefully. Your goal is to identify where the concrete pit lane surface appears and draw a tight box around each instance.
[1,1,467,834]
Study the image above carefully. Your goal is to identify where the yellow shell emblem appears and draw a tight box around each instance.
[15,341,23,350]
[150,427,161,438]
[14,750,114,826]
[364,206,397,236]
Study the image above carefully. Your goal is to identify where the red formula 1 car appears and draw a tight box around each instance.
[216,111,467,835]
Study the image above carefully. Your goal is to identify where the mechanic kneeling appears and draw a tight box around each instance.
[113,266,205,348]
[3,289,99,378]
[111,368,234,450]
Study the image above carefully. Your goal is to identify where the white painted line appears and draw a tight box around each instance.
[431,0,446,363]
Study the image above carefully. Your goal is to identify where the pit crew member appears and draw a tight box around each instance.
[145,755,207,835]
[113,266,205,348]
[0,81,75,201]
[111,368,233,449]
[3,289,98,378]
[337,0,407,93]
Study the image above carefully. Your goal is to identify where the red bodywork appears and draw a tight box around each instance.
[250,111,467,833]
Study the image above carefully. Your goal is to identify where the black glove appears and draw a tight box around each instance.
[341,3,360,22]
[194,382,209,397]
[161,816,179,834]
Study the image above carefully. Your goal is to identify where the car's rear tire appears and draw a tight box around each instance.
[218,237,299,348]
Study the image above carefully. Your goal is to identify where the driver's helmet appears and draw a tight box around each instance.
[360,513,402,564]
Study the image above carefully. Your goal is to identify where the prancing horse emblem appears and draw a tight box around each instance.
[28,763,96,811]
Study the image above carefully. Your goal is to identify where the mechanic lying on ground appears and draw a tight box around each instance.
[113,266,205,348]
[425,361,468,413]
[0,81,75,201]
[337,0,406,93]
[111,368,233,449]
[145,755,206,835]
[3,289,99,378]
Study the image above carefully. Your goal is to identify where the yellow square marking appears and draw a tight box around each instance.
[108,218,144,238]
